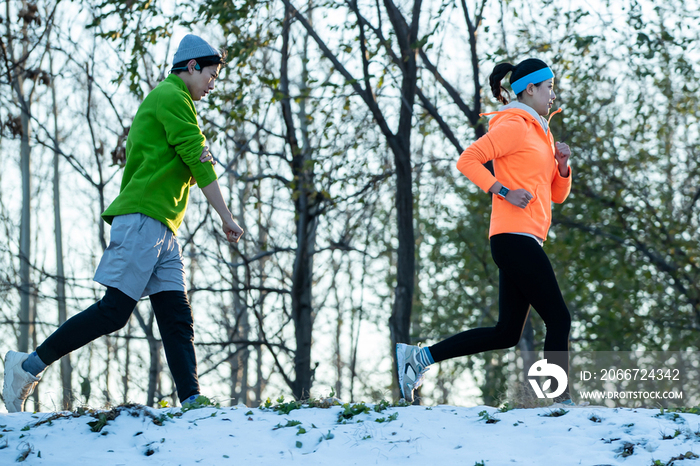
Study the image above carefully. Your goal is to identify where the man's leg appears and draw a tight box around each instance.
[36,287,137,365]
[3,287,136,412]
[149,291,199,403]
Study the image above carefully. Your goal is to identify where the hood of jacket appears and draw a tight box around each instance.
[483,102,562,135]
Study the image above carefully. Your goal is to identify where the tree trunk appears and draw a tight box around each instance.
[385,0,421,398]
[227,280,241,406]
[18,107,31,354]
[239,334,250,406]
[29,294,38,410]
[330,255,343,399]
[103,335,112,405]
[7,0,33,355]
[253,142,267,406]
[236,289,250,406]
[254,344,263,406]
[349,205,374,401]
[229,348,240,405]
[290,205,316,401]
[281,3,318,400]
[460,0,489,171]
[50,51,73,410]
[519,314,536,383]
[133,306,161,406]
[228,159,251,406]
[122,320,131,404]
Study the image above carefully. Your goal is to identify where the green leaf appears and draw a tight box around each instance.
[87,414,108,433]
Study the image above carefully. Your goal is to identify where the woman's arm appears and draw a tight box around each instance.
[456,118,528,192]
[487,181,533,209]
[551,142,573,204]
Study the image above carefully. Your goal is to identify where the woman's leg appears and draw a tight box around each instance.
[490,234,571,398]
[428,267,532,363]
[429,234,571,372]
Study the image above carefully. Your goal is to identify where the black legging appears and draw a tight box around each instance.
[429,234,571,381]
[36,287,199,402]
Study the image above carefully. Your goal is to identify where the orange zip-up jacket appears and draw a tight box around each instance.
[456,103,572,241]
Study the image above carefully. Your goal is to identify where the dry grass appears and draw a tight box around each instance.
[500,380,553,409]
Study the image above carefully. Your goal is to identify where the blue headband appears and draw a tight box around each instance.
[510,67,554,94]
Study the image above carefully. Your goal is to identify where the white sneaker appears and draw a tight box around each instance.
[3,351,41,413]
[396,343,430,403]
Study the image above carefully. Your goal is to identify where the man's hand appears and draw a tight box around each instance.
[506,188,534,209]
[201,146,216,165]
[224,217,244,243]
[555,142,571,177]
[189,146,216,186]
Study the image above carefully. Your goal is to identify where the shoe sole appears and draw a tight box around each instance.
[396,343,410,401]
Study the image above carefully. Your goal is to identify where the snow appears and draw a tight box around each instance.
[2,400,700,465]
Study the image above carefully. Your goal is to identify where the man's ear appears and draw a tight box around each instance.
[187,59,200,73]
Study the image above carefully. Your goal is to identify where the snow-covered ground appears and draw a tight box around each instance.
[2,399,700,465]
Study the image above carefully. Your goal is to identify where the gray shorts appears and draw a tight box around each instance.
[94,213,186,301]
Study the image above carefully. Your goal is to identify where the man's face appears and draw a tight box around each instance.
[181,61,221,101]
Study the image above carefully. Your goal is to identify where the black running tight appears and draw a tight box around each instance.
[428,234,571,376]
[36,287,199,402]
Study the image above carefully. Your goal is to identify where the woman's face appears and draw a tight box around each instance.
[526,78,556,116]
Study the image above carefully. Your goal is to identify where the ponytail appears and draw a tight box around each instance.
[489,58,552,105]
[489,62,516,105]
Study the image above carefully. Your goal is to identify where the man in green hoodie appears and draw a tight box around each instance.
[3,34,243,412]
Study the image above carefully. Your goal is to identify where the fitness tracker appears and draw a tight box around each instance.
[497,186,510,199]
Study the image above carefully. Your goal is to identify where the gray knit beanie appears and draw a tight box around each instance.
[173,34,220,64]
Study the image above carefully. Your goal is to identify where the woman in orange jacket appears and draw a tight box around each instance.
[397,58,573,404]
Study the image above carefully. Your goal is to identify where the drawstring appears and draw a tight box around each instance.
[547,107,563,127]
[479,107,563,135]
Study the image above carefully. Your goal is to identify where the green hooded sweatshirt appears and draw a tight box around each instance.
[102,73,217,234]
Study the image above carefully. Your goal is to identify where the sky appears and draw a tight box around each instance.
[2,399,700,465]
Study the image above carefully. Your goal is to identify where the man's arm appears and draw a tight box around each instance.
[157,91,218,187]
[189,146,217,186]
[200,180,244,242]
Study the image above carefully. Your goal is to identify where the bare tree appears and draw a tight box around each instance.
[2,0,55,354]
[48,48,73,410]
[278,0,493,398]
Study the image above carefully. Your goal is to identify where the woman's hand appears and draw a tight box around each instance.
[555,142,570,176]
[506,188,533,209]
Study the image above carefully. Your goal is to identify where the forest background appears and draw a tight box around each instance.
[0,0,698,412]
